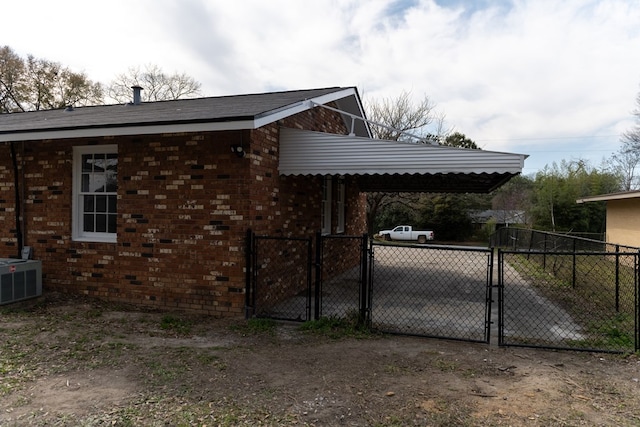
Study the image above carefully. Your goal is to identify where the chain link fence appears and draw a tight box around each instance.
[370,243,492,342]
[248,228,640,353]
[499,249,638,352]
[491,227,634,253]
[249,235,312,321]
[317,234,367,321]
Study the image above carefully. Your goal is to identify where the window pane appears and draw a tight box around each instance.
[96,195,107,213]
[108,196,117,213]
[93,155,106,172]
[81,173,90,192]
[83,214,94,232]
[106,153,117,172]
[89,174,106,192]
[82,154,93,172]
[106,172,117,192]
[96,214,107,232]
[108,214,117,233]
[83,195,95,213]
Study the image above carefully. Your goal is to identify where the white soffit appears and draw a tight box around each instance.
[279,128,527,176]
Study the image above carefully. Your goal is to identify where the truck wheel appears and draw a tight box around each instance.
[384,234,391,241]
[417,235,427,244]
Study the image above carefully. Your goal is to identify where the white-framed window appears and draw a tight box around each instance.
[72,145,118,242]
[321,176,332,235]
[336,178,345,234]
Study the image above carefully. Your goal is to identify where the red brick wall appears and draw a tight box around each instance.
[0,143,18,253]
[0,105,367,316]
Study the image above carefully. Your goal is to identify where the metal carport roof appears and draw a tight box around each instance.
[279,128,528,193]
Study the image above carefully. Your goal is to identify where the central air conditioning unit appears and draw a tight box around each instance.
[0,259,42,305]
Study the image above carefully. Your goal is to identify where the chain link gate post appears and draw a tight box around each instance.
[497,248,505,347]
[244,228,254,319]
[359,233,370,327]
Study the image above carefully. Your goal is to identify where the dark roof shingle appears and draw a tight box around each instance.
[0,87,346,135]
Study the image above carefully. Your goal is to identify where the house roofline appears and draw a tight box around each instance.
[0,86,369,142]
[577,190,640,203]
[0,119,257,142]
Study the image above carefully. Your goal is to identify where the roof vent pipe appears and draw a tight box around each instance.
[131,86,143,105]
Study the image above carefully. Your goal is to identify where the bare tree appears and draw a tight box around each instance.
[609,141,640,191]
[608,89,640,190]
[107,64,202,103]
[365,90,445,143]
[0,46,26,112]
[621,90,640,150]
[0,45,102,112]
[364,90,447,234]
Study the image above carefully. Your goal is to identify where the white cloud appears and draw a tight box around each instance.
[2,0,639,173]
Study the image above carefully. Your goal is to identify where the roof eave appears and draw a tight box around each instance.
[0,119,257,142]
[577,190,640,203]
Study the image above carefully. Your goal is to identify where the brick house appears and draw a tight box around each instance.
[0,86,526,316]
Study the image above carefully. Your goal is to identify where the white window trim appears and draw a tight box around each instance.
[72,145,118,243]
[321,176,332,235]
[336,178,345,234]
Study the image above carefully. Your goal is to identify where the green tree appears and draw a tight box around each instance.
[417,194,475,241]
[531,160,619,233]
[442,132,479,149]
[491,175,534,227]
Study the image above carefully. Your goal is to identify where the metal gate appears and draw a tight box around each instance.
[247,230,494,344]
[369,242,493,343]
[247,229,640,352]
[246,231,313,321]
[246,231,367,322]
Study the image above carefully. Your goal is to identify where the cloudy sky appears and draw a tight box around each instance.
[2,0,639,175]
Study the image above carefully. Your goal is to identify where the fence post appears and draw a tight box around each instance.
[360,233,369,326]
[314,231,322,320]
[244,229,253,319]
[571,239,577,289]
[636,252,639,352]
[497,249,504,347]
[615,245,620,312]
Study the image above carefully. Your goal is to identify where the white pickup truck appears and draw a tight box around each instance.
[377,225,435,244]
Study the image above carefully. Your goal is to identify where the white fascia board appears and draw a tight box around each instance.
[0,120,256,142]
[253,87,361,129]
[577,191,640,203]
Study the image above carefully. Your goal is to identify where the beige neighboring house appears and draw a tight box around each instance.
[577,190,640,248]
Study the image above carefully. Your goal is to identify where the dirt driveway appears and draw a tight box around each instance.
[2,293,640,426]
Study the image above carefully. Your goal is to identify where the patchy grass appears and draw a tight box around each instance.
[159,314,192,335]
[504,252,636,352]
[2,293,640,426]
[299,312,372,339]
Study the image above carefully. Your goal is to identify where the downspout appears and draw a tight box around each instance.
[9,141,23,258]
